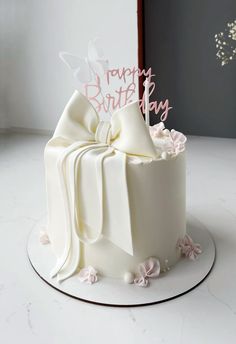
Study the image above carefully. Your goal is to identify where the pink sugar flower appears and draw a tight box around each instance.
[134,257,160,288]
[78,266,98,284]
[177,234,202,260]
[169,129,187,155]
[39,230,50,245]
[149,122,165,138]
[134,275,149,287]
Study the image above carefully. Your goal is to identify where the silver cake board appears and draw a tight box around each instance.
[27,222,216,307]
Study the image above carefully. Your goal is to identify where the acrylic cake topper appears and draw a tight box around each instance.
[59,38,172,125]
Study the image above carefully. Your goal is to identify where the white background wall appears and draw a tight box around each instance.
[0,0,138,132]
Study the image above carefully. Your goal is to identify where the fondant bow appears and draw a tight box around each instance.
[45,91,157,281]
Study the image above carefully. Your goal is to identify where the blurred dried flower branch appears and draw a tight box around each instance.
[215,19,236,66]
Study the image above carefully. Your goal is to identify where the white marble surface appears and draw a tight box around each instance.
[0,133,236,343]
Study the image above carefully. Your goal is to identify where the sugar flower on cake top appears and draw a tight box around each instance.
[149,122,187,158]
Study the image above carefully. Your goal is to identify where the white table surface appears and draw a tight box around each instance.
[0,133,236,344]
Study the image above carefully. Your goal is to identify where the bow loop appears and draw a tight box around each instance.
[53,91,99,142]
[111,101,157,158]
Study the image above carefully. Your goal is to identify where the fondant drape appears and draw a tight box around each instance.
[45,91,157,281]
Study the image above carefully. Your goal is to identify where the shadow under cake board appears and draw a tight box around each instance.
[27,220,216,307]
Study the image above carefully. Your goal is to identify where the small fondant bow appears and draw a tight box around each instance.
[45,91,157,281]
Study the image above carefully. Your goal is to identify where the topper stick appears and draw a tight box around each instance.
[144,78,150,126]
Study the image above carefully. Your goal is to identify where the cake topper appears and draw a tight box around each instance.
[59,38,109,83]
[60,38,172,125]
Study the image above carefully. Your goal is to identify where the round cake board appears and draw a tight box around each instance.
[27,223,215,307]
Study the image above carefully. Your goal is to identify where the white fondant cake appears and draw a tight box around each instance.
[81,153,186,278]
[44,91,193,286]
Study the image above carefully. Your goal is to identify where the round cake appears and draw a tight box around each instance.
[44,91,188,285]
[81,153,186,278]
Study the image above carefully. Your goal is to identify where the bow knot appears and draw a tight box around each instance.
[95,121,111,144]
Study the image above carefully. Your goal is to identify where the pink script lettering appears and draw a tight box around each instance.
[83,67,172,121]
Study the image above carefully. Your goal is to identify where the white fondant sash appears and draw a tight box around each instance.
[50,141,97,279]
[50,141,132,281]
[74,147,114,244]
